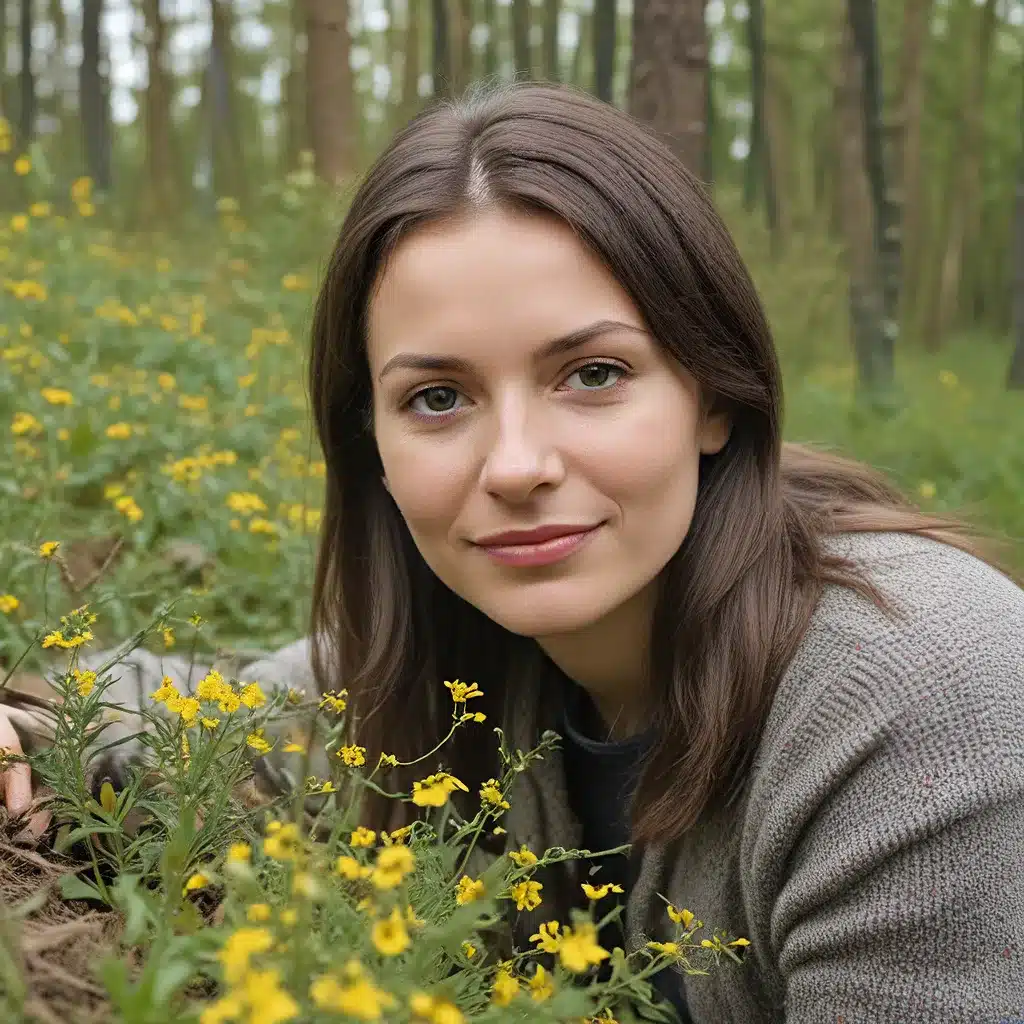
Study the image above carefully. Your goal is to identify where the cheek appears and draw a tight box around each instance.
[378,434,468,536]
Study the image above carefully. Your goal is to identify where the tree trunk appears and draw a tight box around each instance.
[1008,62,1024,390]
[743,0,777,244]
[432,0,450,97]
[482,0,497,79]
[511,0,530,80]
[847,0,897,343]
[284,0,307,168]
[208,0,246,201]
[593,0,615,102]
[305,0,354,184]
[0,0,9,123]
[80,0,111,191]
[400,0,422,124]
[541,0,559,82]
[448,0,472,95]
[142,0,176,220]
[570,3,588,89]
[18,0,34,143]
[894,0,935,343]
[928,0,997,350]
[836,7,891,396]
[629,0,708,179]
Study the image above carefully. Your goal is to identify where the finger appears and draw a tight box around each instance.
[0,714,33,817]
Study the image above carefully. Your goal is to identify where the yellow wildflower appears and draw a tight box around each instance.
[371,906,410,956]
[14,155,30,175]
[218,926,274,985]
[184,872,209,892]
[409,991,465,1024]
[667,904,695,928]
[238,969,299,1024]
[338,744,366,767]
[479,778,509,811]
[336,855,371,881]
[371,844,415,890]
[443,679,482,703]
[491,964,519,1007]
[246,728,272,754]
[411,772,469,808]
[529,921,561,953]
[509,880,543,912]
[310,961,395,1019]
[239,681,267,708]
[227,842,251,865]
[105,422,132,439]
[461,941,476,959]
[528,964,554,1002]
[460,711,487,723]
[263,821,301,862]
[72,669,97,697]
[647,940,680,956]
[177,696,201,726]
[40,388,73,405]
[509,845,538,867]
[455,876,485,905]
[350,826,376,848]
[11,412,41,435]
[38,540,60,558]
[282,741,306,753]
[247,903,271,922]
[200,716,220,730]
[0,594,20,615]
[581,882,624,900]
[556,921,609,973]
[319,689,348,713]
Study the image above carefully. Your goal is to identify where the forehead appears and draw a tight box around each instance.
[365,207,645,370]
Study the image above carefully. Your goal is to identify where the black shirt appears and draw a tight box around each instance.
[560,678,694,1024]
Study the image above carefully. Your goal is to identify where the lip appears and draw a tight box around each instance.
[474,523,603,568]
[474,523,602,546]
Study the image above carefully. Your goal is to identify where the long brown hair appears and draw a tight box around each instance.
[307,81,999,843]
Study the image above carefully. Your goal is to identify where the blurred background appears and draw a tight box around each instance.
[0,0,1022,665]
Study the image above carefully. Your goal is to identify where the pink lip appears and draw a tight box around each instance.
[476,525,602,567]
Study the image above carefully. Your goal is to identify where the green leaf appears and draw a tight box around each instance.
[58,873,103,902]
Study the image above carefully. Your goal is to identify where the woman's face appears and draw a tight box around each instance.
[366,207,730,641]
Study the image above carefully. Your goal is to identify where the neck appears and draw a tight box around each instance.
[535,582,656,741]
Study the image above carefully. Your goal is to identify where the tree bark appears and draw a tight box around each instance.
[305,0,354,184]
[482,0,498,79]
[541,0,559,82]
[570,3,589,89]
[142,0,176,220]
[400,0,422,123]
[743,0,777,244]
[432,0,450,97]
[80,0,112,191]
[1008,62,1024,390]
[593,0,615,102]
[629,0,708,179]
[208,0,246,201]
[511,0,531,80]
[928,0,997,349]
[448,0,472,95]
[18,0,34,143]
[894,0,935,342]
[836,7,891,396]
[284,0,307,168]
[0,0,8,123]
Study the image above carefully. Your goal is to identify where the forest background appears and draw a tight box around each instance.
[1,0,1023,662]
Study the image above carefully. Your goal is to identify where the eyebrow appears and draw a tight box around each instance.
[376,318,648,382]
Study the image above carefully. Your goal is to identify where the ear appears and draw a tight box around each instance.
[698,399,732,456]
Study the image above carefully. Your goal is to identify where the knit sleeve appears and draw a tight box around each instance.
[755,611,1024,1023]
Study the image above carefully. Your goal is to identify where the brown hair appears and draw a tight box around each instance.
[307,81,997,843]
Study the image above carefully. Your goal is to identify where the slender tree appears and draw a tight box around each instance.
[570,2,589,89]
[1008,60,1024,390]
[284,0,308,168]
[629,0,708,178]
[836,4,891,396]
[142,0,177,220]
[541,0,559,82]
[400,0,422,124]
[305,0,355,184]
[18,0,34,143]
[593,0,615,102]
[511,0,531,80]
[448,0,472,95]
[482,0,498,80]
[207,0,246,201]
[0,0,8,122]
[432,0,450,97]
[80,0,112,191]
[743,0,778,243]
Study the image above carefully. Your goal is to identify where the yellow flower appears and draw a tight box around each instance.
[336,855,371,881]
[71,176,92,202]
[38,540,60,558]
[239,681,267,709]
[71,668,97,696]
[218,926,274,985]
[581,882,624,900]
[247,903,271,922]
[509,845,538,867]
[509,880,543,912]
[647,940,680,956]
[29,201,51,217]
[529,921,561,954]
[556,921,609,973]
[0,594,20,615]
[200,716,220,730]
[479,778,509,811]
[310,961,395,1019]
[528,964,554,1002]
[40,388,73,405]
[99,780,116,814]
[319,689,348,713]
[200,994,243,1024]
[263,821,301,862]
[938,369,959,388]
[282,741,305,753]
[491,965,519,1007]
[162,626,175,648]
[411,772,469,808]
[157,372,176,391]
[382,825,412,845]
[177,696,201,726]
[918,480,937,499]
[350,826,376,848]
[10,214,28,232]
[371,906,410,956]
[443,679,482,703]
[14,155,30,175]
[280,273,309,291]
[227,842,251,865]
[455,876,485,905]
[339,744,366,767]
[409,991,465,1024]
[666,904,695,928]
[461,940,476,959]
[105,422,132,439]
[279,908,298,926]
[460,711,487,723]
[184,872,209,892]
[246,728,272,754]
[11,412,41,435]
[371,844,415,890]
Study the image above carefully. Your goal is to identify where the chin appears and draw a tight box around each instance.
[475,586,616,640]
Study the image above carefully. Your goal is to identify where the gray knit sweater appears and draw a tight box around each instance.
[8,531,1023,1022]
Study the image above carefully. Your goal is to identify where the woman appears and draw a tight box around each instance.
[3,83,1023,1023]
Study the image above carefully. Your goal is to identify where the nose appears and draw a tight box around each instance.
[478,393,565,502]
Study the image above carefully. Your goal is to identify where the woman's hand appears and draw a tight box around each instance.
[0,705,52,842]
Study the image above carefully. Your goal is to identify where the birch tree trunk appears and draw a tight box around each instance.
[629,0,708,179]
[836,7,891,396]
[80,0,112,191]
[305,0,355,184]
